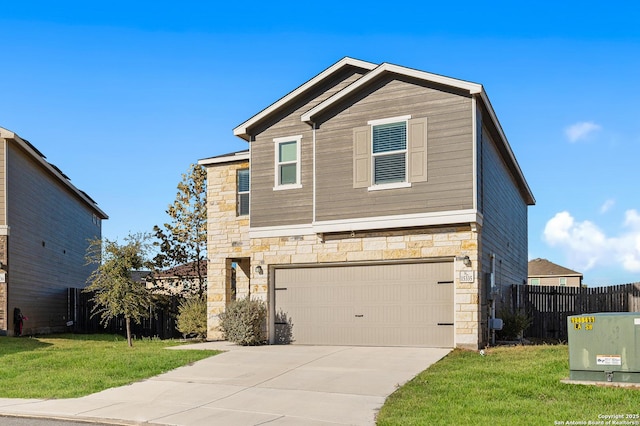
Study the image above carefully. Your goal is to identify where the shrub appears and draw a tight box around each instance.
[176,296,207,339]
[218,297,267,346]
[497,307,532,341]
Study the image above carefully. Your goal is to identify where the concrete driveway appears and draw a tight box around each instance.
[0,342,450,425]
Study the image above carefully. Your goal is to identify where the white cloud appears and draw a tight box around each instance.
[600,199,615,214]
[565,121,602,143]
[543,210,640,273]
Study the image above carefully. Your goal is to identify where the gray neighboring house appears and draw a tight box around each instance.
[0,127,108,336]
[200,57,535,349]
[528,258,583,287]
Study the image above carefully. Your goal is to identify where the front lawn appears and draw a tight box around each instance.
[0,334,217,399]
[377,345,640,425]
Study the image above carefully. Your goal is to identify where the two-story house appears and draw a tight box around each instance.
[200,58,535,349]
[0,127,108,336]
[528,258,583,287]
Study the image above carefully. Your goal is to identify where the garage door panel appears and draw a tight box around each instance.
[274,262,454,347]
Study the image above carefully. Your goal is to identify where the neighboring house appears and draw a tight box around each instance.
[528,258,583,287]
[199,57,535,349]
[147,260,208,295]
[0,127,108,336]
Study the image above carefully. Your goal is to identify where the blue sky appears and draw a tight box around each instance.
[1,1,639,285]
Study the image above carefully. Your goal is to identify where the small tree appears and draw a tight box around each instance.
[84,233,154,347]
[153,164,207,297]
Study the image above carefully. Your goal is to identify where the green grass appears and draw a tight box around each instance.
[377,345,640,425]
[0,334,218,399]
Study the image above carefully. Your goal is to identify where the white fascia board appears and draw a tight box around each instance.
[233,57,377,140]
[248,210,483,238]
[249,223,315,239]
[312,210,483,234]
[198,151,250,166]
[301,63,483,123]
[478,91,535,205]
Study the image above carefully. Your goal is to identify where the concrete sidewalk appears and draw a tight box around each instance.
[0,342,450,425]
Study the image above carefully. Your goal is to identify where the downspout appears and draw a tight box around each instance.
[312,122,317,224]
[490,253,496,346]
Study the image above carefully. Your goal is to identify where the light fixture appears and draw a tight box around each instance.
[456,255,472,267]
[255,265,263,275]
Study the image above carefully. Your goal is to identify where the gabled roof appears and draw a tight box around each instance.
[233,57,377,140]
[528,258,583,277]
[0,126,108,219]
[301,62,483,123]
[231,57,535,206]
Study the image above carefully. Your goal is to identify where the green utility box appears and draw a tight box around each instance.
[567,312,640,383]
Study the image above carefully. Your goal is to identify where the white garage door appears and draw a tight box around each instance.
[273,262,454,347]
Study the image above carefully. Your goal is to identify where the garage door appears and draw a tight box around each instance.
[273,262,454,347]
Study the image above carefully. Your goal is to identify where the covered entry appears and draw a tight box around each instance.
[272,261,454,347]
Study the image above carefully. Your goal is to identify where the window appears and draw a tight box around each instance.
[237,168,249,216]
[559,277,567,286]
[372,121,407,185]
[274,135,302,189]
[530,278,540,286]
[353,116,427,190]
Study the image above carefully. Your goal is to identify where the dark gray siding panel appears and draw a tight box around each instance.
[250,68,367,228]
[315,77,474,221]
[7,143,101,334]
[479,123,529,297]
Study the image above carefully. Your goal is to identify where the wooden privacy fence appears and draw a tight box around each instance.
[68,288,182,339]
[513,283,640,341]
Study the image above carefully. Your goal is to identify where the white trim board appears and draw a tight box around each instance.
[249,210,483,238]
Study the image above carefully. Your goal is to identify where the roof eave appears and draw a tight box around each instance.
[233,57,377,141]
[0,127,109,219]
[301,62,484,123]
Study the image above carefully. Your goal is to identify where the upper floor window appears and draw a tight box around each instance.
[530,278,540,286]
[559,277,567,286]
[372,120,407,185]
[353,115,427,191]
[274,135,302,190]
[237,168,249,216]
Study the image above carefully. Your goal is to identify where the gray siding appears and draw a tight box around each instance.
[250,68,367,228]
[6,143,102,334]
[315,76,474,221]
[479,120,529,300]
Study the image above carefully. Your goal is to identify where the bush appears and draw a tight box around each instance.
[497,307,532,341]
[176,296,207,339]
[218,297,267,346]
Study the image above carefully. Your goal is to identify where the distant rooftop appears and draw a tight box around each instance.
[528,258,583,277]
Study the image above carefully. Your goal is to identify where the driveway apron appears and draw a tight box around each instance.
[0,342,451,425]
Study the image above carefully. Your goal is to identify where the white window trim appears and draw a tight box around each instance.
[273,135,302,190]
[368,115,411,189]
[237,168,250,216]
[368,182,411,191]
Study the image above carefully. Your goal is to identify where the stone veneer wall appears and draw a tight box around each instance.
[205,160,250,340]
[249,226,482,349]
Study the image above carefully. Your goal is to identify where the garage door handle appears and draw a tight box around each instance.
[437,323,454,326]
[355,314,364,318]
